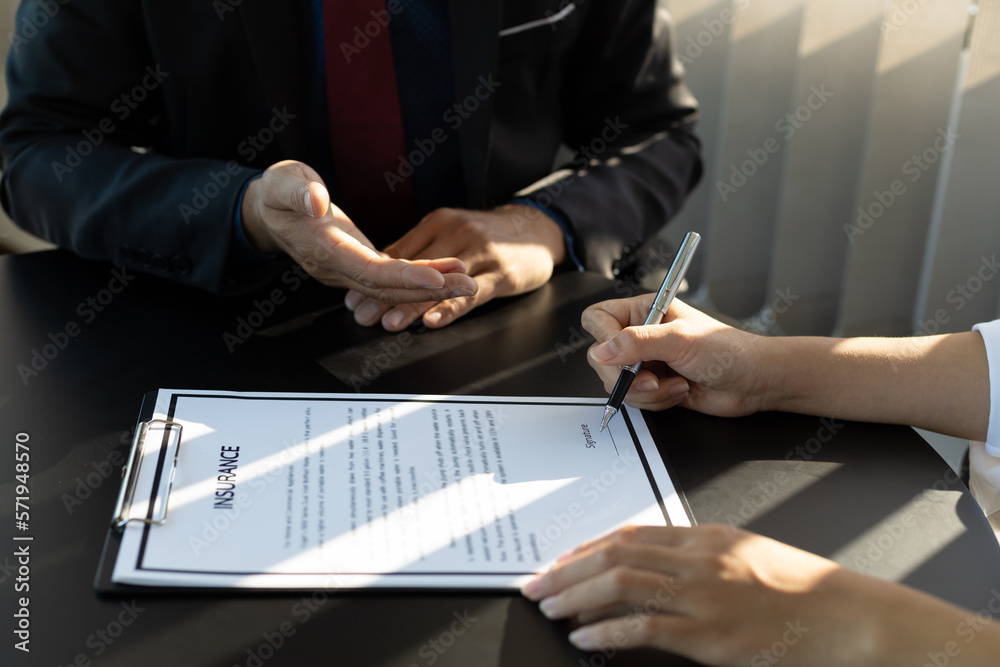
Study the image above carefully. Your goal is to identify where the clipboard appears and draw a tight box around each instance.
[96,389,695,594]
[96,393,271,595]
[95,391,184,594]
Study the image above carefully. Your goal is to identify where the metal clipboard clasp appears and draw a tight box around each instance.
[112,419,183,532]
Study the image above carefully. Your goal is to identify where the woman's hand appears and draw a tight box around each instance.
[521,524,993,667]
[582,296,774,417]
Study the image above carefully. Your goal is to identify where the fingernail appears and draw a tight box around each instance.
[449,287,475,299]
[356,302,379,324]
[344,292,363,311]
[568,627,596,650]
[521,576,542,599]
[401,265,444,289]
[303,191,314,217]
[670,381,690,397]
[636,379,659,392]
[384,310,404,330]
[539,596,559,619]
[589,341,617,363]
[424,311,443,327]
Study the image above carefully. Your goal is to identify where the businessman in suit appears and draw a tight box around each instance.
[0,0,701,330]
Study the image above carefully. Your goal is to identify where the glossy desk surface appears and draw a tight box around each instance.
[2,251,999,666]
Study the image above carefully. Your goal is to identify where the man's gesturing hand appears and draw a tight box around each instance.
[240,161,478,304]
[344,204,566,330]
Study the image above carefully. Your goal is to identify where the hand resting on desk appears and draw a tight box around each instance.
[522,524,1000,666]
[343,204,567,331]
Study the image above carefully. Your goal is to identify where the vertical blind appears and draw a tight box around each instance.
[662,0,999,336]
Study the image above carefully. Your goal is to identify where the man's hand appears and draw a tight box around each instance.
[241,161,478,304]
[343,204,566,330]
[581,296,772,417]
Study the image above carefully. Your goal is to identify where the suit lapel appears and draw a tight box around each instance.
[239,1,310,161]
[450,0,503,208]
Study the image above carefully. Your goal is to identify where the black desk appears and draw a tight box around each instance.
[2,250,999,667]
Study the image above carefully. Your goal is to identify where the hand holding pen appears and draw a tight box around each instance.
[598,232,701,431]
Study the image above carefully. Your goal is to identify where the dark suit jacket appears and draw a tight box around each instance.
[0,0,701,294]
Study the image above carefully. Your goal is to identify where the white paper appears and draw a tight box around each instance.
[110,390,690,589]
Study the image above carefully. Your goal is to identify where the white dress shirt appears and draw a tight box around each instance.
[969,319,1000,533]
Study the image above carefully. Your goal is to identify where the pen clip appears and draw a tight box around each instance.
[651,232,701,317]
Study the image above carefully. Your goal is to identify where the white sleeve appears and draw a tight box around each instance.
[973,320,1000,457]
[970,441,1000,518]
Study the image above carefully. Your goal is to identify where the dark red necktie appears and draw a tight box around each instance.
[323,1,414,232]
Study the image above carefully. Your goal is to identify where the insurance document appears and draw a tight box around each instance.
[110,389,689,589]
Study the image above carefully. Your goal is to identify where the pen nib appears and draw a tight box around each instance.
[600,406,616,432]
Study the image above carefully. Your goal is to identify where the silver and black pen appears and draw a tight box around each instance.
[600,232,701,432]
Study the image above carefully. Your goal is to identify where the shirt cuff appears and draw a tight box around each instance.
[973,319,1000,457]
[510,197,584,272]
[232,174,277,265]
[970,441,1000,518]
